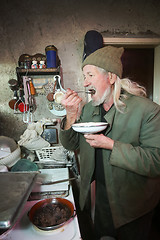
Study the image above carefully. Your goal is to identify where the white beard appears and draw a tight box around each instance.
[92,87,112,106]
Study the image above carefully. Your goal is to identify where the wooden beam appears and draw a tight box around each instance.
[103,37,160,46]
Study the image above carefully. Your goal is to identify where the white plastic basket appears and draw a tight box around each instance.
[36,146,73,164]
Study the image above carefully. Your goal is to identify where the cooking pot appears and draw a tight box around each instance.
[28,198,76,231]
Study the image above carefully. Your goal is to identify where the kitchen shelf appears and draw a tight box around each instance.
[16,67,60,84]
[16,67,60,76]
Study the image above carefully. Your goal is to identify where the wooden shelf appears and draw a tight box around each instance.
[103,37,160,47]
[16,67,60,76]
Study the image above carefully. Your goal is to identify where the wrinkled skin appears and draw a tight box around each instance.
[61,65,115,150]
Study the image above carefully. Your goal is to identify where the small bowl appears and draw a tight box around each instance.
[71,122,108,134]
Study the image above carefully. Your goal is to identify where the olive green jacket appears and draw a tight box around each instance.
[59,94,160,228]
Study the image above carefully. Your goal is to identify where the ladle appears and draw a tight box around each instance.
[54,75,66,92]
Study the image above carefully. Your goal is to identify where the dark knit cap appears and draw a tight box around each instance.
[82,30,103,61]
[82,45,124,78]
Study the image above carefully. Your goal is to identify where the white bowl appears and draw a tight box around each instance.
[0,145,21,168]
[71,122,108,134]
[0,165,8,172]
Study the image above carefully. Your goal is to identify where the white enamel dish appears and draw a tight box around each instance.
[71,122,108,134]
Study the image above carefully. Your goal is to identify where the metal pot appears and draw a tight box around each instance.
[28,198,76,231]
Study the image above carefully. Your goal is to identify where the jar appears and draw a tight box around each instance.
[31,60,38,69]
[19,54,31,69]
[24,56,31,69]
[45,45,57,68]
[39,60,46,69]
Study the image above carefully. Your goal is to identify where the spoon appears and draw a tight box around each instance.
[77,89,96,94]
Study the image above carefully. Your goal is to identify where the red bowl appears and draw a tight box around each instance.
[28,198,76,230]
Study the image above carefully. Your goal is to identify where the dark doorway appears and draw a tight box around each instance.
[121,48,154,100]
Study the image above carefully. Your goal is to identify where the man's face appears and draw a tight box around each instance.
[83,65,112,105]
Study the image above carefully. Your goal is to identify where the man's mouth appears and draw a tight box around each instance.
[88,88,96,95]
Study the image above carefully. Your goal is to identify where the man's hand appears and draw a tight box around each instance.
[84,133,114,150]
[61,88,82,130]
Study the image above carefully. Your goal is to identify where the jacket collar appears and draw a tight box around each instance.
[92,104,116,133]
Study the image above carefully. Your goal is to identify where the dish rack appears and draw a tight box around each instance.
[35,146,73,167]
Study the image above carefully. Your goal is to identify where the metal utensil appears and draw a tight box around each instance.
[77,89,96,94]
[8,79,19,91]
[13,89,28,113]
[54,75,66,92]
[8,90,19,110]
[29,78,36,112]
[39,177,77,185]
[18,89,29,113]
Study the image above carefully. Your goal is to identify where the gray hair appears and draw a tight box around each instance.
[96,67,147,113]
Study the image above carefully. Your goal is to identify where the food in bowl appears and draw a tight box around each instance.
[28,198,75,230]
[54,91,65,104]
[33,202,71,227]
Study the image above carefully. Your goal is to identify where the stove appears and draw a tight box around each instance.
[0,188,81,240]
[0,146,81,240]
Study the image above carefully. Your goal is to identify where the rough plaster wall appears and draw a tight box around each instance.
[0,0,160,141]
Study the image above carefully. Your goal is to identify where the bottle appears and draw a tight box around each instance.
[24,55,31,69]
